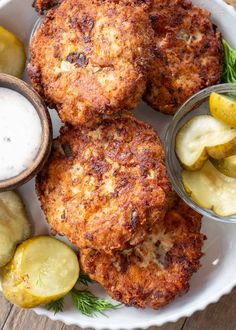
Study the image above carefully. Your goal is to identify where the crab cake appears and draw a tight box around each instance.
[33,0,151,13]
[33,0,61,13]
[80,198,205,309]
[28,0,153,126]
[36,114,171,253]
[144,0,223,115]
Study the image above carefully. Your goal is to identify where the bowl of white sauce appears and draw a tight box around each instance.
[0,73,52,191]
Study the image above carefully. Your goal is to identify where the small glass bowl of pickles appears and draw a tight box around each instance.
[165,83,236,223]
[0,26,26,78]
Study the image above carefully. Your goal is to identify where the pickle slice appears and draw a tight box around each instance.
[1,236,80,308]
[0,191,31,267]
[176,115,236,170]
[182,160,236,216]
[0,26,26,77]
[211,155,236,178]
[210,92,236,128]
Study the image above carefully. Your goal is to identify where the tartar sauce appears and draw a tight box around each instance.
[0,87,42,180]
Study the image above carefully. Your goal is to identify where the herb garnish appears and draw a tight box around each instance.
[46,272,121,316]
[222,38,236,84]
[47,298,64,315]
[71,288,121,317]
[78,271,93,286]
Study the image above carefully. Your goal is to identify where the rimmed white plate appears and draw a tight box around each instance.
[1,0,236,328]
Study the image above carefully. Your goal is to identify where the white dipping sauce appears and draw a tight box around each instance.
[0,88,42,180]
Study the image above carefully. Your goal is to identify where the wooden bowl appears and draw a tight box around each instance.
[0,73,53,191]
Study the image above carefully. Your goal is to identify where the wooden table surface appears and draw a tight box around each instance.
[1,0,236,329]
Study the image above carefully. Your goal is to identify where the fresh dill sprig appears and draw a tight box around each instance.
[46,272,121,317]
[47,298,64,315]
[222,38,236,84]
[78,271,93,286]
[71,288,121,317]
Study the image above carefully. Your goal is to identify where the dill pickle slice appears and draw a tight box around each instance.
[175,115,236,171]
[1,236,80,308]
[182,160,236,216]
[0,26,26,78]
[0,191,31,267]
[210,92,236,128]
[210,155,236,178]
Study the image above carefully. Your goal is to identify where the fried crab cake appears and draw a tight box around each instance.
[144,0,223,115]
[80,198,205,309]
[28,0,153,126]
[36,114,171,253]
[33,0,151,13]
[33,0,61,13]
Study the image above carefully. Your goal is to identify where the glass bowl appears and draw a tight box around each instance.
[165,83,236,223]
[29,16,43,43]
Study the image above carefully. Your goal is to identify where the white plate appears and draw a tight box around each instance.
[1,0,236,328]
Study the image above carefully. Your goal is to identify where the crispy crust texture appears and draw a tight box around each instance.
[144,0,223,115]
[33,0,152,13]
[80,198,205,309]
[33,0,61,14]
[36,114,171,253]
[29,0,153,126]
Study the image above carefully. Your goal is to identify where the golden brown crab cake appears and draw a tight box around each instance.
[33,0,61,13]
[33,0,152,13]
[28,0,153,126]
[36,113,171,253]
[80,198,205,309]
[144,0,223,115]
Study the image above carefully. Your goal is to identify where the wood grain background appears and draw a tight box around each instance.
[226,0,236,6]
[1,0,236,329]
